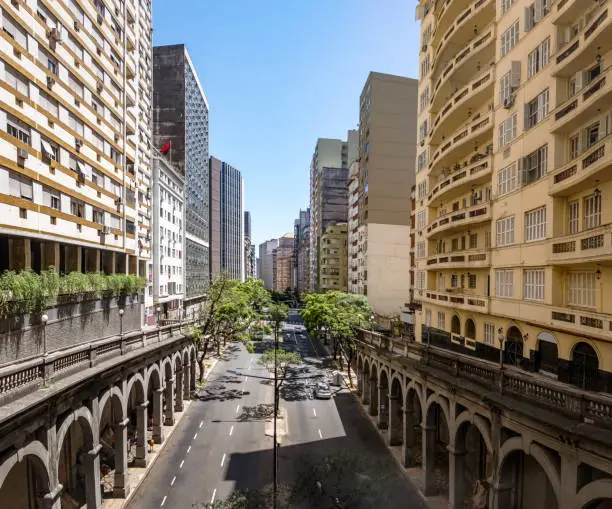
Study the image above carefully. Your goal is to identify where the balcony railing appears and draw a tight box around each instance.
[426,201,491,237]
[426,248,490,269]
[422,289,489,313]
[357,332,612,425]
[550,224,612,264]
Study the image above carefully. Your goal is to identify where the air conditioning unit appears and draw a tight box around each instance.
[17,148,28,160]
[73,21,80,31]
[46,76,55,88]
[102,226,111,234]
[48,26,63,43]
[503,95,515,109]
[75,138,83,150]
[96,81,103,93]
[97,13,104,25]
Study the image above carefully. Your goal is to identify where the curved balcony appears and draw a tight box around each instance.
[429,69,494,146]
[549,134,612,196]
[429,113,493,177]
[549,224,612,265]
[552,64,612,134]
[426,201,491,238]
[432,0,494,80]
[431,24,495,114]
[428,155,492,207]
[432,0,464,47]
[426,248,490,269]
[423,289,489,313]
[553,5,611,78]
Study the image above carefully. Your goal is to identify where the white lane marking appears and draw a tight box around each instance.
[179,460,184,469]
[160,495,167,507]
[193,433,198,440]
[170,476,176,487]
[244,375,248,383]
[211,489,217,504]
[248,357,253,368]
[229,425,234,436]
[199,421,204,429]
[187,445,191,454]
[236,404,240,414]
[221,453,226,467]
[313,408,317,417]
[318,429,323,439]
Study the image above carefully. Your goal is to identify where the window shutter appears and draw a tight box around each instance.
[524,7,533,31]
[524,103,531,131]
[9,173,20,197]
[415,4,425,20]
[20,178,32,200]
[575,71,583,92]
[511,61,521,88]
[534,0,543,22]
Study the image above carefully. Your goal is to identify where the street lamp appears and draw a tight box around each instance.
[156,306,162,326]
[119,308,124,336]
[497,328,505,370]
[41,314,49,356]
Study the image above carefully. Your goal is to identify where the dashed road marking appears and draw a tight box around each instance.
[313,408,317,417]
[318,429,323,439]
[160,495,167,507]
[179,460,184,469]
[199,420,204,429]
[236,404,240,414]
[193,433,198,440]
[170,476,176,487]
[211,489,217,504]
[229,425,234,436]
[221,453,226,467]
[187,445,191,454]
[244,375,248,383]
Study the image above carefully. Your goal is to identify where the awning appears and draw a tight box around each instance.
[41,139,54,157]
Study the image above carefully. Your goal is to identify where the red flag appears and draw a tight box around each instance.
[160,141,171,154]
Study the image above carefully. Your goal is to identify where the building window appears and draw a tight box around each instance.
[419,119,429,143]
[69,113,84,137]
[126,220,135,235]
[468,274,477,289]
[495,269,514,298]
[420,86,429,112]
[68,72,84,99]
[469,233,478,249]
[568,271,596,308]
[499,70,512,104]
[417,181,427,200]
[568,200,579,234]
[527,38,550,78]
[416,241,426,259]
[525,89,549,129]
[425,309,432,327]
[109,214,121,230]
[70,198,84,218]
[8,171,33,200]
[4,64,29,97]
[416,210,426,231]
[500,20,519,57]
[450,274,459,288]
[498,163,518,196]
[39,90,59,117]
[524,269,544,301]
[92,207,104,224]
[583,192,601,230]
[437,312,445,330]
[6,115,31,145]
[525,206,546,241]
[417,150,428,173]
[2,12,28,49]
[484,323,495,345]
[525,0,548,31]
[420,54,430,77]
[415,270,425,290]
[498,113,517,148]
[42,186,60,209]
[521,144,548,185]
[38,47,58,75]
[496,215,515,246]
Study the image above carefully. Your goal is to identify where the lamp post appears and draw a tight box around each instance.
[119,308,124,336]
[41,314,49,356]
[156,306,162,326]
[497,328,504,370]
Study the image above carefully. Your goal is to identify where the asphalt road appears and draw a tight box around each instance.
[127,310,426,508]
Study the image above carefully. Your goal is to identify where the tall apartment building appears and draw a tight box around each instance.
[309,133,357,291]
[320,222,348,292]
[258,238,278,290]
[347,161,365,295]
[293,208,311,295]
[152,155,184,322]
[153,44,209,315]
[407,0,612,505]
[0,0,152,297]
[244,211,255,279]
[351,72,417,319]
[272,233,293,292]
[208,156,243,281]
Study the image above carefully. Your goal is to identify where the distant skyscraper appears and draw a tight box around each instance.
[293,209,311,295]
[153,44,210,315]
[244,212,255,279]
[273,234,294,292]
[258,239,279,290]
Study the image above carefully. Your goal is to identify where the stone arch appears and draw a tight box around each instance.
[146,363,163,392]
[98,385,126,425]
[453,411,493,453]
[378,366,391,429]
[126,373,146,404]
[571,341,600,391]
[576,479,612,509]
[465,318,476,340]
[181,348,191,400]
[162,355,176,426]
[388,375,404,446]
[504,325,525,367]
[403,382,424,469]
[451,315,461,335]
[425,392,451,428]
[536,331,559,374]
[423,393,452,497]
[56,406,97,457]
[361,357,371,405]
[369,363,379,417]
[173,352,184,412]
[0,440,50,491]
[189,346,197,390]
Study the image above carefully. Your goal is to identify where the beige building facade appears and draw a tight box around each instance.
[320,222,348,292]
[273,233,293,292]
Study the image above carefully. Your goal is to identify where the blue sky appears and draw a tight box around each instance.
[153,0,419,248]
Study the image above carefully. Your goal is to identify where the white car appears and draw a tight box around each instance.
[314,382,332,399]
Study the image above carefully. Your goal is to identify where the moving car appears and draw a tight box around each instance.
[314,382,332,399]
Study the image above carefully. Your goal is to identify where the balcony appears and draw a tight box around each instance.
[426,201,491,238]
[553,0,596,26]
[552,65,612,134]
[431,24,495,113]
[549,224,612,265]
[432,0,494,81]
[428,155,492,207]
[422,289,489,313]
[549,135,612,196]
[432,0,463,47]
[553,4,611,78]
[430,69,494,146]
[429,113,492,176]
[426,249,490,269]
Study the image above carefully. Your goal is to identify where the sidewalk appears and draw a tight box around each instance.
[101,349,223,508]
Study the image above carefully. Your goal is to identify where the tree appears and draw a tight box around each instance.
[269,303,288,343]
[258,348,302,416]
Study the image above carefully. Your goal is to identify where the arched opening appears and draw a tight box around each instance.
[163,359,175,426]
[190,349,197,392]
[182,351,191,401]
[57,413,96,507]
[403,387,423,468]
[465,319,476,340]
[451,315,461,335]
[362,359,371,405]
[378,369,390,429]
[536,332,558,375]
[174,355,184,413]
[571,342,599,391]
[126,376,148,469]
[504,326,524,367]
[389,378,403,446]
[498,449,559,509]
[356,357,364,396]
[0,446,51,509]
[583,500,612,509]
[99,390,128,498]
[147,366,164,447]
[423,400,450,497]
[453,418,492,506]
[369,364,379,417]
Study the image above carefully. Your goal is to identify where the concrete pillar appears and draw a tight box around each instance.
[134,402,148,467]
[84,445,102,509]
[113,418,130,498]
[44,241,60,271]
[378,386,388,429]
[559,453,579,509]
[388,395,402,445]
[422,424,437,496]
[190,360,197,391]
[369,378,378,416]
[183,362,190,400]
[402,408,418,467]
[448,445,468,509]
[9,238,31,270]
[152,388,164,444]
[491,482,513,509]
[164,378,175,425]
[356,369,362,396]
[42,487,62,509]
[175,368,184,412]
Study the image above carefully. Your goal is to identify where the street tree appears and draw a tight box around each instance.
[269,303,288,343]
[258,348,302,416]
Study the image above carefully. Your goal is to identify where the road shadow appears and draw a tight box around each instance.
[236,403,274,422]
[197,387,250,402]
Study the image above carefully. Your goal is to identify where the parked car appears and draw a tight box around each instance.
[314,382,332,399]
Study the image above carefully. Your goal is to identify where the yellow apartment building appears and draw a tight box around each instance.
[320,222,348,292]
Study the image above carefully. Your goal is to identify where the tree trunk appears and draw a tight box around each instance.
[198,341,209,383]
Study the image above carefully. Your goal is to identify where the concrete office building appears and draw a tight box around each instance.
[273,233,293,292]
[350,72,417,319]
[0,0,153,303]
[153,44,209,315]
[374,1,612,507]
[209,156,243,281]
[152,155,184,322]
[319,222,348,292]
[244,211,255,279]
[258,238,278,290]
[293,208,311,295]
[309,133,357,291]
